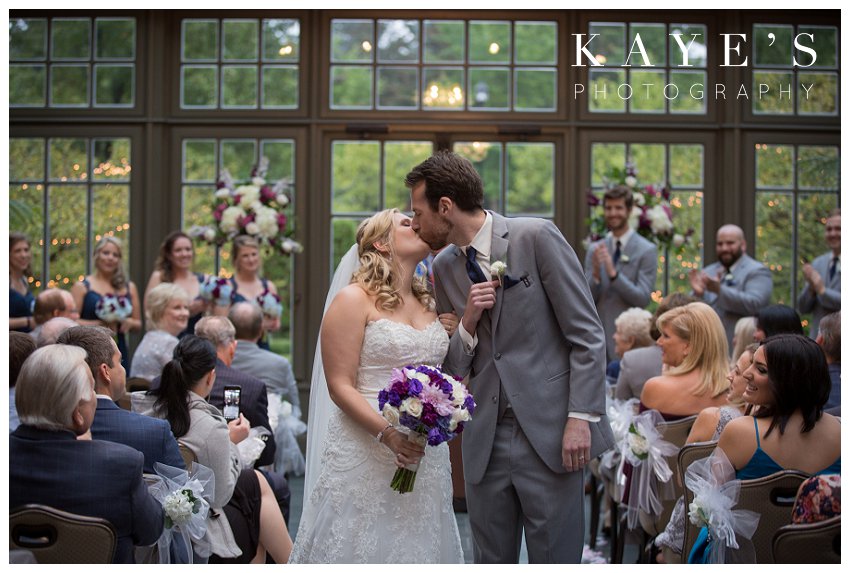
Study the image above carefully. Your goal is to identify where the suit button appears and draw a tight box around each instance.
[494,353,502,360]
[492,396,498,403]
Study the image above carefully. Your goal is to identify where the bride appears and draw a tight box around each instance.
[289,209,464,564]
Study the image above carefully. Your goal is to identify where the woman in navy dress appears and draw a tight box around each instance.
[71,236,141,370]
[227,235,279,351]
[144,231,210,338]
[9,233,35,332]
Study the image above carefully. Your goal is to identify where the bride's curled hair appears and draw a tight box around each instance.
[352,209,433,311]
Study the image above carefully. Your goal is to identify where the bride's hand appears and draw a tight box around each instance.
[382,428,425,468]
[438,312,459,337]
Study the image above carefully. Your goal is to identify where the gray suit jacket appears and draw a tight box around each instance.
[232,341,300,409]
[433,213,614,484]
[797,252,841,338]
[698,254,773,344]
[614,345,663,401]
[584,233,658,361]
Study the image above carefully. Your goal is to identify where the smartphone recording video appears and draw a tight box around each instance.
[223,385,242,422]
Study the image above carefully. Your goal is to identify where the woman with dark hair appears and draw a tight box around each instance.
[144,231,210,337]
[753,303,804,342]
[9,232,35,332]
[131,335,292,563]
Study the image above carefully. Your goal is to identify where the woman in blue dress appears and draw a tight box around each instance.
[227,235,279,351]
[688,334,841,563]
[9,233,36,332]
[71,236,142,370]
[144,231,210,338]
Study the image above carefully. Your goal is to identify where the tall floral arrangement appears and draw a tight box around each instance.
[586,162,693,253]
[189,157,302,255]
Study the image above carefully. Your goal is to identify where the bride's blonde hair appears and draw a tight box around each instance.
[351,209,433,311]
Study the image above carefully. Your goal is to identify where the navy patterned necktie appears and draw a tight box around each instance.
[613,240,622,265]
[829,257,838,281]
[466,246,487,284]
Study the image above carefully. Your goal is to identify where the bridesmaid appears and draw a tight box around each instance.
[71,236,142,369]
[9,233,35,332]
[144,231,209,338]
[228,235,279,350]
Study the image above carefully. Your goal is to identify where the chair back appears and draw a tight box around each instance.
[125,376,150,393]
[772,515,841,563]
[9,504,117,563]
[677,440,719,560]
[178,442,197,471]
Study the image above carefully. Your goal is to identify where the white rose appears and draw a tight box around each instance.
[235,185,260,206]
[215,188,231,198]
[245,222,260,235]
[256,214,279,238]
[252,177,266,186]
[400,397,423,418]
[647,205,673,234]
[450,382,466,406]
[633,192,646,206]
[382,405,400,426]
[276,194,290,207]
[451,408,471,423]
[628,432,649,456]
[414,373,430,385]
[673,233,685,248]
[220,206,246,234]
[625,175,638,188]
[203,228,216,242]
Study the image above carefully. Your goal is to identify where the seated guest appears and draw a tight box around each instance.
[9,331,36,432]
[753,303,804,342]
[130,283,189,381]
[36,316,78,347]
[689,334,841,563]
[30,288,79,342]
[57,325,185,474]
[730,316,756,363]
[791,474,841,524]
[607,307,653,385]
[815,311,840,413]
[9,344,163,563]
[132,336,292,563]
[615,293,694,401]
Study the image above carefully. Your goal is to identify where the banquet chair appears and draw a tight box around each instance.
[771,515,841,563]
[674,440,718,563]
[10,504,117,563]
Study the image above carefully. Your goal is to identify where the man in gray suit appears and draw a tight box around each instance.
[689,224,773,344]
[406,151,613,564]
[798,208,841,338]
[584,185,658,362]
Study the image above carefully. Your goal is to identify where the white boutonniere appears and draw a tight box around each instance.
[619,254,630,264]
[724,272,734,283]
[491,261,507,287]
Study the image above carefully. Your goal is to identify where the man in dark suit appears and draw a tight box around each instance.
[57,326,184,474]
[10,344,163,563]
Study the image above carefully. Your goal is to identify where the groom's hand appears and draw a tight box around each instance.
[562,417,591,472]
[461,279,499,334]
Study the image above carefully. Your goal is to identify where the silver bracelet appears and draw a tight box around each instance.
[375,424,392,443]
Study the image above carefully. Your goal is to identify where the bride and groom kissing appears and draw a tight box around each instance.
[290,151,614,564]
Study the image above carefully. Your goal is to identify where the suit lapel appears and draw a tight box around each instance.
[489,214,509,334]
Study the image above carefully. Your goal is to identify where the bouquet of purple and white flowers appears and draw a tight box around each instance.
[94,293,133,323]
[256,288,282,318]
[199,275,233,307]
[378,364,475,493]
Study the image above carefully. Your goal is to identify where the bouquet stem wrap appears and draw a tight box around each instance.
[390,429,428,494]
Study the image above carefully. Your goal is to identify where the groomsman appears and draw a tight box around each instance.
[689,224,773,345]
[798,208,841,338]
[584,185,658,362]
[406,151,613,564]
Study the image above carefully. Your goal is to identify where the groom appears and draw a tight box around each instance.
[406,151,614,564]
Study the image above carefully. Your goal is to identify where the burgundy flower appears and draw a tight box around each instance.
[586,191,600,207]
[260,186,276,203]
[277,213,287,229]
[661,186,671,201]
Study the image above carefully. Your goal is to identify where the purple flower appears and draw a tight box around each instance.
[464,395,476,414]
[378,389,389,410]
[387,390,402,407]
[586,191,600,207]
[427,427,445,446]
[421,403,438,426]
[260,186,276,203]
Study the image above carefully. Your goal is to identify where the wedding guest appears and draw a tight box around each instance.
[816,311,840,412]
[227,235,279,350]
[798,208,840,339]
[689,224,773,345]
[9,232,35,332]
[30,288,79,342]
[585,185,658,361]
[790,474,841,524]
[730,316,756,363]
[36,316,78,347]
[130,283,189,381]
[71,236,142,370]
[606,307,653,385]
[144,231,210,338]
[753,303,803,341]
[9,331,36,432]
[10,344,163,563]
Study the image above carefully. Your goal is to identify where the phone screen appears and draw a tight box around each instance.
[223,386,241,421]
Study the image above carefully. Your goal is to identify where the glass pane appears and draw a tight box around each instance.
[469,67,509,110]
[263,19,300,61]
[262,66,298,108]
[94,64,133,106]
[753,24,793,67]
[92,138,131,182]
[95,18,135,59]
[332,141,380,213]
[752,71,794,115]
[423,20,464,64]
[756,143,794,188]
[384,141,433,211]
[515,22,557,65]
[182,20,218,61]
[9,183,45,290]
[797,193,839,295]
[49,185,88,288]
[10,138,45,181]
[669,24,707,67]
[377,20,419,63]
[454,142,502,212]
[798,72,837,115]
[670,144,704,187]
[9,65,46,106]
[630,144,665,184]
[10,18,47,59]
[377,67,418,109]
[755,191,793,305]
[223,20,258,61]
[260,140,295,182]
[331,66,373,109]
[798,26,837,68]
[591,143,626,187]
[332,218,364,272]
[182,185,216,275]
[798,146,839,190]
[331,19,374,63]
[629,69,665,113]
[422,68,464,110]
[668,190,704,294]
[52,18,90,59]
[670,70,707,114]
[51,65,89,106]
[469,21,510,64]
[183,139,216,182]
[630,23,666,66]
[506,143,554,216]
[514,68,556,111]
[92,184,130,267]
[49,138,87,182]
[182,65,217,108]
[221,140,257,181]
[222,65,258,108]
[588,69,626,112]
[589,23,625,67]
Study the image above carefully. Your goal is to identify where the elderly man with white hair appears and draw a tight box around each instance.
[36,316,79,347]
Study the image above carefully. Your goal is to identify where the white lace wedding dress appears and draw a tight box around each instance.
[289,318,464,564]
